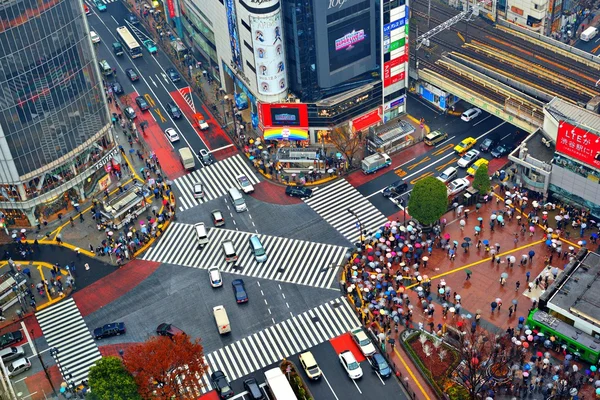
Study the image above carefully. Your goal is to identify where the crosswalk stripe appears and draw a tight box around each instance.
[173,154,260,212]
[198,297,360,392]
[304,179,389,242]
[142,224,346,289]
[36,299,102,385]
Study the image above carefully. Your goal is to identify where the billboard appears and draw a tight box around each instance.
[328,15,371,72]
[556,121,600,167]
[225,0,243,71]
[258,103,308,128]
[250,13,287,96]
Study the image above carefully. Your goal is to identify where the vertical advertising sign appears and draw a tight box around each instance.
[250,13,287,95]
[166,0,175,18]
[225,0,243,71]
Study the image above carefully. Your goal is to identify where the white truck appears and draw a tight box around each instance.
[361,152,392,174]
[581,26,598,41]
[264,367,298,400]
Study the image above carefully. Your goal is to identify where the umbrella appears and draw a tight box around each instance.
[483,239,489,245]
[461,242,469,248]
[444,233,450,239]
[449,307,456,312]
[474,226,481,232]
[505,199,512,205]
[455,294,461,300]
[465,269,472,275]
[555,215,563,221]
[478,217,483,221]
[509,256,516,263]
[422,257,429,262]
[501,272,508,279]
[529,250,535,257]
[525,329,532,335]
[464,237,471,242]
[512,299,518,305]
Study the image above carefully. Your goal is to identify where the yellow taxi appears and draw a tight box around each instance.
[467,158,489,176]
[454,137,477,154]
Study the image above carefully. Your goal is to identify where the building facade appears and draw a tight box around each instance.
[0,0,114,227]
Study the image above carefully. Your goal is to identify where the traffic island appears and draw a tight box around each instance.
[278,359,314,400]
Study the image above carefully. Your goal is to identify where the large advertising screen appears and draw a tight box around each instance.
[328,14,371,72]
[556,121,600,167]
[250,13,288,96]
[225,0,243,71]
[258,103,308,128]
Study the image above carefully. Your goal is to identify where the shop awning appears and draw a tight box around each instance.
[352,110,381,132]
[264,127,308,141]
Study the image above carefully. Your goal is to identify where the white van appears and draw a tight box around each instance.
[228,188,247,212]
[213,305,231,334]
[178,147,195,170]
[581,26,598,41]
[222,240,238,262]
[194,222,209,248]
[249,235,267,263]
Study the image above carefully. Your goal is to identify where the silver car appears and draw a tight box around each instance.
[8,358,31,377]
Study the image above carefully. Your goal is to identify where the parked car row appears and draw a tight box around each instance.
[0,331,30,378]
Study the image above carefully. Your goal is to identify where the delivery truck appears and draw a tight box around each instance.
[178,147,195,171]
[581,26,598,41]
[361,152,392,174]
[213,305,231,334]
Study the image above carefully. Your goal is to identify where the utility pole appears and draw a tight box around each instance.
[31,332,57,396]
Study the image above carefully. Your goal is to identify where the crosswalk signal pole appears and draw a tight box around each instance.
[34,335,57,396]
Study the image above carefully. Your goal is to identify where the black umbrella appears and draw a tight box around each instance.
[464,237,472,242]
[461,242,469,248]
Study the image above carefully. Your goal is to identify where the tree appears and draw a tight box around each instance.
[472,163,491,195]
[408,176,448,225]
[327,125,365,168]
[123,334,208,399]
[88,356,140,400]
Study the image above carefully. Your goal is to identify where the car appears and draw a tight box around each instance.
[166,68,180,83]
[454,137,477,154]
[90,30,100,43]
[211,370,234,399]
[479,138,496,152]
[125,68,139,82]
[143,39,158,54]
[211,209,225,227]
[164,128,180,142]
[83,3,90,15]
[0,331,22,349]
[199,149,212,166]
[447,178,471,197]
[93,0,106,11]
[467,158,489,176]
[193,182,204,199]
[339,350,363,379]
[135,96,149,111]
[382,180,407,197]
[437,166,458,184]
[232,279,248,303]
[198,119,209,130]
[237,174,254,194]
[110,81,123,95]
[461,107,482,122]
[491,143,514,158]
[351,328,376,356]
[0,346,25,362]
[285,185,313,198]
[368,353,392,378]
[7,358,31,377]
[208,266,223,288]
[93,322,126,339]
[299,351,322,380]
[124,106,136,120]
[424,129,448,146]
[167,102,182,119]
[156,323,186,337]
[243,377,265,400]
[457,149,480,168]
[125,12,139,24]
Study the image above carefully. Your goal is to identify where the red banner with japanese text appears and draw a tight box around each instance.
[556,121,600,167]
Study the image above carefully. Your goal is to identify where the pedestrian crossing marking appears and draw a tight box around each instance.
[36,298,102,385]
[142,223,346,289]
[197,297,360,392]
[173,154,260,211]
[303,179,389,242]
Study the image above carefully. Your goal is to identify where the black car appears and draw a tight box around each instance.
[125,68,139,82]
[166,68,180,83]
[243,377,265,400]
[382,180,407,197]
[136,96,149,111]
[93,322,126,339]
[110,81,123,95]
[285,185,313,198]
[156,323,186,338]
[479,138,496,152]
[232,279,248,303]
[124,106,136,120]
[0,331,23,350]
[368,353,392,378]
[167,102,182,119]
[491,144,513,158]
[125,12,139,25]
[211,370,234,399]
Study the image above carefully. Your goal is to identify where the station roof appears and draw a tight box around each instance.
[546,98,600,134]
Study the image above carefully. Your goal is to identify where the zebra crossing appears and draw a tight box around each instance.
[304,179,389,243]
[142,223,346,289]
[198,297,360,392]
[173,154,260,211]
[36,299,102,385]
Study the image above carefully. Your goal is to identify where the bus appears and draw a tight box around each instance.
[264,368,297,400]
[116,26,142,58]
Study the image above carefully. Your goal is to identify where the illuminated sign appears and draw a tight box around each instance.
[335,30,366,51]
[258,103,308,128]
[556,121,600,167]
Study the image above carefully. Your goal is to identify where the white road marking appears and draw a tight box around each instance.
[321,370,341,400]
[473,115,492,126]
[435,136,455,147]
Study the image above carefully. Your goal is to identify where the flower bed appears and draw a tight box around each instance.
[280,359,313,400]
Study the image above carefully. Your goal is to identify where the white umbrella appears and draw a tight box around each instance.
[555,215,563,221]
[505,199,512,205]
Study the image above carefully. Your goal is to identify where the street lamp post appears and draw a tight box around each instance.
[221,95,229,129]
[347,208,364,248]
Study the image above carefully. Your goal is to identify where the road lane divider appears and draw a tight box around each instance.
[407,156,431,171]
[432,143,454,156]
[410,172,434,185]
[436,157,458,171]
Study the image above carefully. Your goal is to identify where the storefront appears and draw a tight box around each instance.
[417,81,459,111]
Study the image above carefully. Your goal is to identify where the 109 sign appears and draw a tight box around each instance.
[329,0,348,9]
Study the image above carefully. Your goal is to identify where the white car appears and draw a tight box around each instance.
[461,108,482,122]
[447,178,471,197]
[351,328,376,357]
[164,128,180,142]
[457,149,480,168]
[208,266,223,288]
[198,119,209,130]
[437,166,458,184]
[339,350,363,379]
[236,174,254,194]
[193,182,204,199]
[90,31,100,43]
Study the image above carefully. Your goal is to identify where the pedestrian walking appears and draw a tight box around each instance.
[508,305,514,317]
[69,216,74,227]
[466,270,471,280]
[515,280,521,291]
[79,213,84,223]
[526,271,531,282]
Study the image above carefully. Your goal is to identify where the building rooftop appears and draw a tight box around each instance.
[524,130,555,163]
[546,97,600,135]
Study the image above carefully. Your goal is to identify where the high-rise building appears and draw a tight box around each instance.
[0,0,115,227]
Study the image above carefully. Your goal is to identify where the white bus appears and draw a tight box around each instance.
[116,26,142,58]
[264,367,297,400]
